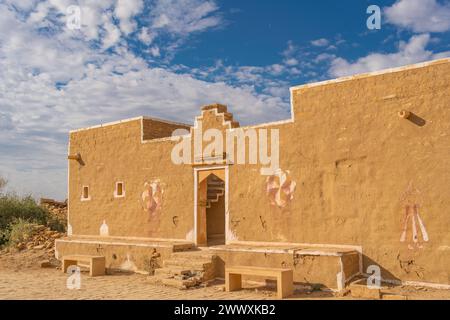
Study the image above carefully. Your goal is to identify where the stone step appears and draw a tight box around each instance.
[172,242,195,252]
[171,251,218,260]
[208,183,224,189]
[382,294,407,300]
[207,194,223,202]
[202,104,227,114]
[223,112,233,121]
[163,259,213,270]
[208,179,225,186]
[208,189,224,195]
[161,277,201,289]
[150,250,218,288]
[207,194,223,201]
[154,267,192,277]
[349,279,385,300]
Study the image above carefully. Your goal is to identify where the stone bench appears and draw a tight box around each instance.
[225,266,293,299]
[62,255,106,277]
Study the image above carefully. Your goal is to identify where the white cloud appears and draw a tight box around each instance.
[138,27,156,45]
[5,0,223,58]
[102,14,122,49]
[314,53,336,63]
[282,41,297,57]
[0,113,13,131]
[284,58,298,66]
[149,0,222,35]
[0,1,289,200]
[114,0,144,34]
[149,46,161,57]
[385,0,450,33]
[329,34,450,77]
[4,0,39,11]
[311,38,329,47]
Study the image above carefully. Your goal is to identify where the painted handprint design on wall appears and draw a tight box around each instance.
[141,180,164,216]
[266,169,297,209]
[399,181,429,250]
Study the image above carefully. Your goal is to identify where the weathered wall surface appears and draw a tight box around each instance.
[142,118,190,140]
[68,118,194,241]
[228,59,450,285]
[68,59,449,286]
[214,250,343,290]
[56,239,171,273]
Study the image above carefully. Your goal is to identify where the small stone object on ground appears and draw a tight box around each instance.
[39,260,52,268]
[417,286,427,291]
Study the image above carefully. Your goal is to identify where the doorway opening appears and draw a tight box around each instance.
[196,168,226,247]
[206,174,225,246]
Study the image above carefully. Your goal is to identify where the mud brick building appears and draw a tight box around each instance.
[56,58,450,291]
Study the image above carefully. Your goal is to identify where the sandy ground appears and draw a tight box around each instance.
[1,249,449,300]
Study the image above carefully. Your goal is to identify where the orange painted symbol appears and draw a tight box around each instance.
[142,181,164,216]
[399,182,429,250]
[266,169,297,208]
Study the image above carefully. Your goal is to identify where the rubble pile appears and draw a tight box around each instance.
[40,198,67,222]
[15,225,64,255]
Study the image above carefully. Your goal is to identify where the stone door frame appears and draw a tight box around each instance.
[193,165,229,246]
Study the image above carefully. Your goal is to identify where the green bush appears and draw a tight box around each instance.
[4,218,39,247]
[0,194,49,229]
[0,194,66,246]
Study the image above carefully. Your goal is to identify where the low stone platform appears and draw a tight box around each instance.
[56,238,361,291]
[209,243,361,292]
[55,236,195,274]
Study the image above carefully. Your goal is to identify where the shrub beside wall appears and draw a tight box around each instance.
[0,194,66,247]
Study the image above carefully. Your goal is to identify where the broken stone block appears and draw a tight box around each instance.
[161,278,188,289]
[39,260,52,268]
[382,294,407,300]
[335,289,350,297]
[349,279,381,300]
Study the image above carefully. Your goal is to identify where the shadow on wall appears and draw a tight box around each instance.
[400,111,427,127]
[363,255,401,284]
[408,113,427,127]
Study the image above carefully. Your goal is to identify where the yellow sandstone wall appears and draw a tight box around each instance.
[67,59,450,286]
[228,59,450,285]
[68,118,194,241]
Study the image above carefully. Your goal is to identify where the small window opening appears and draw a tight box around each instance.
[115,182,125,198]
[81,186,90,200]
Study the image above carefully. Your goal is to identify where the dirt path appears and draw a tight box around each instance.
[0,267,339,300]
[0,250,449,300]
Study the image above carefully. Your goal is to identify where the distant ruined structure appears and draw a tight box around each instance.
[56,58,450,291]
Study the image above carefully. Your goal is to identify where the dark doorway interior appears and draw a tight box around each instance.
[206,174,225,246]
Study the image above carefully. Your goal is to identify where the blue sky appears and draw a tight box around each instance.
[0,0,449,199]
